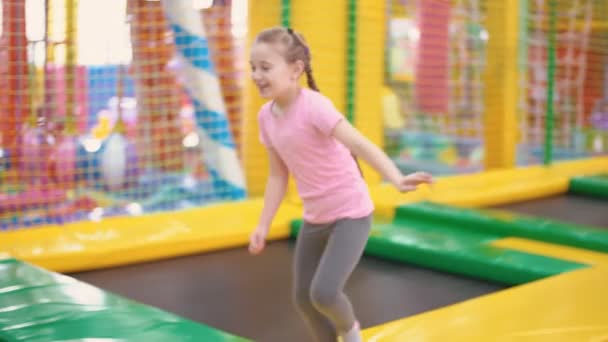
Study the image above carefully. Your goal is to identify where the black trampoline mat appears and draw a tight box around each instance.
[72,240,503,342]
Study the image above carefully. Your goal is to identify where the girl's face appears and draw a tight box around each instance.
[250,42,302,100]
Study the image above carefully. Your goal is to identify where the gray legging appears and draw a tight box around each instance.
[292,215,371,342]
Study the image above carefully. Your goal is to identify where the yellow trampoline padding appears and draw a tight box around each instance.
[551,156,608,177]
[370,166,566,219]
[362,267,608,341]
[369,156,608,219]
[0,199,302,273]
[0,157,605,272]
[431,170,567,208]
[492,237,608,268]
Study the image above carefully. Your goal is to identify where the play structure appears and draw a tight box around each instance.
[0,0,607,341]
[0,0,245,229]
[384,0,608,175]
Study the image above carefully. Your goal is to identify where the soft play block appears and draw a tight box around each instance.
[0,258,249,341]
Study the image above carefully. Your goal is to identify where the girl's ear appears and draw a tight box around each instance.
[291,60,305,80]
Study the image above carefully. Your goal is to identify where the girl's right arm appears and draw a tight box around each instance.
[257,147,289,231]
[249,147,289,255]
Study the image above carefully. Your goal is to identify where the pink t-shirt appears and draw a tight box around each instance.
[258,88,374,224]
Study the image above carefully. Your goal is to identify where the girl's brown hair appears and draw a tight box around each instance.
[254,26,319,92]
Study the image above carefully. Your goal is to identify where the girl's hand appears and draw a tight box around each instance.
[394,171,433,192]
[249,225,269,255]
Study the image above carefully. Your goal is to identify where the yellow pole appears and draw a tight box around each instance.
[291,0,347,114]
[483,0,520,169]
[285,0,349,202]
[43,0,54,118]
[241,0,281,196]
[354,0,386,185]
[65,0,77,134]
[46,0,54,64]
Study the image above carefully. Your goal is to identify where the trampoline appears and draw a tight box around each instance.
[68,192,608,341]
[71,234,503,342]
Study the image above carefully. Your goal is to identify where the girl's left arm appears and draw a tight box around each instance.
[332,119,432,191]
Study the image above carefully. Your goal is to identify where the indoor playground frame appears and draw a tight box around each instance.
[0,0,607,341]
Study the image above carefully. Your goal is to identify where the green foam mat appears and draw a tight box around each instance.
[570,174,608,200]
[0,258,249,342]
[291,215,585,286]
[396,202,608,253]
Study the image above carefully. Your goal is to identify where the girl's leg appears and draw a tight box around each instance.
[309,215,371,338]
[293,221,338,342]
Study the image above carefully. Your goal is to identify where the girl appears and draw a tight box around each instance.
[248,27,433,342]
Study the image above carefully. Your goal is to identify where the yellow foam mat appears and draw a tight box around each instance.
[362,267,608,341]
[370,164,565,219]
[1,157,606,272]
[370,156,608,219]
[0,199,301,273]
[492,237,608,268]
[552,157,608,177]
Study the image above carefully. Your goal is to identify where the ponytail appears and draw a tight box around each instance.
[305,66,319,92]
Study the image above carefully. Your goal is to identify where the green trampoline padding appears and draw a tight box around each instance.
[291,202,588,286]
[396,202,608,253]
[0,258,249,342]
[570,174,608,200]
